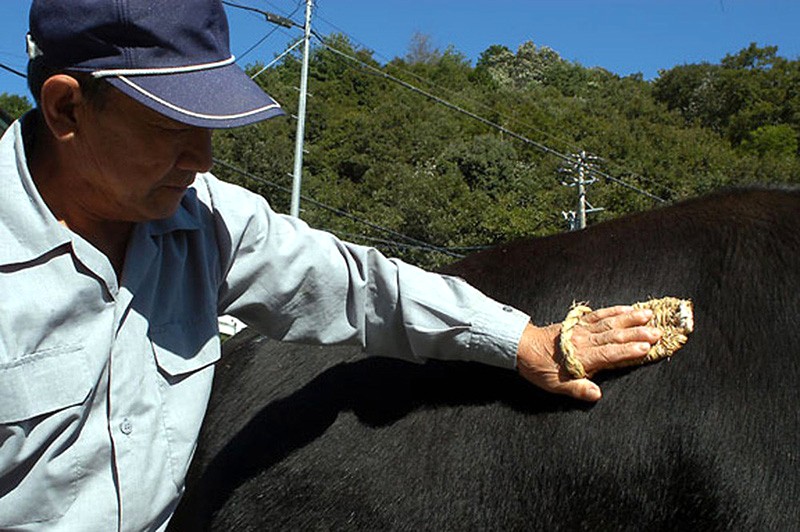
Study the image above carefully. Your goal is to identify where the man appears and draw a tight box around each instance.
[0,1,661,530]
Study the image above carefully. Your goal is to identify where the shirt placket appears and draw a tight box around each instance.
[107,293,175,531]
[97,226,175,531]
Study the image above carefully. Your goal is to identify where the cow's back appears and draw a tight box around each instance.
[170,187,800,531]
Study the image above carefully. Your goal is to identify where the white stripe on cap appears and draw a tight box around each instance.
[114,75,282,121]
[91,56,236,78]
[26,33,43,60]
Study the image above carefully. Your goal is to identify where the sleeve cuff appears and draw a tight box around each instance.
[468,299,530,370]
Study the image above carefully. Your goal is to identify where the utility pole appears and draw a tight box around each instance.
[221,1,307,216]
[559,150,604,231]
[290,0,313,218]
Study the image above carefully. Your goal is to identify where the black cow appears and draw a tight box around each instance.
[169,186,800,531]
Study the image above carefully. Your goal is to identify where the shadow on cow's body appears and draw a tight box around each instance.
[169,186,800,531]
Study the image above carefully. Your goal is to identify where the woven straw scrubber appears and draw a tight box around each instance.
[560,296,694,379]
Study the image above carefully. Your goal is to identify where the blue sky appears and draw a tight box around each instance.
[1,0,799,100]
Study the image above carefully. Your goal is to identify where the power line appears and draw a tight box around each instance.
[332,230,490,255]
[314,36,568,162]
[250,39,303,80]
[235,27,284,63]
[597,159,681,199]
[230,5,668,210]
[259,0,302,15]
[0,62,26,78]
[309,8,675,200]
[212,157,466,258]
[224,0,304,63]
[222,1,300,28]
[560,151,604,231]
[313,35,667,204]
[318,21,572,154]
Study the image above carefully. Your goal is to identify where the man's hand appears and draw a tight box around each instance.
[516,306,662,402]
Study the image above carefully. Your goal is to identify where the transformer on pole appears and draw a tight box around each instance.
[560,150,604,231]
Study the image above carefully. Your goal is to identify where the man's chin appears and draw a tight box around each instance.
[134,198,186,223]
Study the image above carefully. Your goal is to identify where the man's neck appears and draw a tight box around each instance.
[25,113,133,278]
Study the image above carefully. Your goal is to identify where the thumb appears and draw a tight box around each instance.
[557,378,602,402]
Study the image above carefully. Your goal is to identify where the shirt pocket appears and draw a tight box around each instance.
[149,318,220,488]
[0,345,92,527]
[150,320,220,384]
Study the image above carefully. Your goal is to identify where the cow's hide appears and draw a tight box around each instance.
[169,186,800,531]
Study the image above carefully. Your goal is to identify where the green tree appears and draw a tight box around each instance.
[721,43,779,70]
[208,37,800,270]
[740,124,798,157]
[654,43,800,149]
[0,93,32,120]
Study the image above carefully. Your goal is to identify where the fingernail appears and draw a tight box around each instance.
[585,384,602,401]
[636,342,652,354]
[649,327,663,339]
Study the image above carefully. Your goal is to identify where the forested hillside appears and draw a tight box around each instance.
[3,39,798,268]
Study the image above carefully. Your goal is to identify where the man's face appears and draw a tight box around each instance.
[70,86,213,223]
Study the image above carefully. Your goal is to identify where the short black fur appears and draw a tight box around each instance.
[170,187,800,531]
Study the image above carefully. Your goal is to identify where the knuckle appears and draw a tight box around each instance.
[611,329,629,343]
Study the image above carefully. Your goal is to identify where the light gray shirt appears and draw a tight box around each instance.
[0,119,530,531]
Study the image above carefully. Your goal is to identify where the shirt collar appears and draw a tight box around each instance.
[0,117,71,265]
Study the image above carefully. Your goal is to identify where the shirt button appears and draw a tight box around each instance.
[120,418,133,435]
[502,305,514,312]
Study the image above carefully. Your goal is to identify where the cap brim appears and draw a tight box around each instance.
[105,63,285,129]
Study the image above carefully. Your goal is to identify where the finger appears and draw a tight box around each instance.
[583,308,654,333]
[580,305,634,324]
[582,341,652,374]
[586,325,662,348]
[551,378,603,402]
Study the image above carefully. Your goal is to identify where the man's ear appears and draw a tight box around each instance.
[39,74,84,142]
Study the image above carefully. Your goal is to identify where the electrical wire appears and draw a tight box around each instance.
[224,0,303,63]
[310,6,676,199]
[223,0,299,26]
[228,2,669,204]
[0,62,26,78]
[259,0,303,16]
[250,39,303,79]
[236,28,284,63]
[212,157,466,258]
[332,230,490,254]
[313,35,667,203]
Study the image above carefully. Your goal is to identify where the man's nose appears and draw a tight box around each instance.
[177,128,214,173]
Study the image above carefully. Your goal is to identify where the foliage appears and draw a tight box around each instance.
[653,43,800,148]
[5,39,796,270]
[0,92,32,120]
[405,32,441,65]
[208,37,800,269]
[740,124,798,157]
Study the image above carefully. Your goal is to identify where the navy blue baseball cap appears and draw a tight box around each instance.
[27,0,285,128]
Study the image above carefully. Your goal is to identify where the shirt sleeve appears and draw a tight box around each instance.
[204,174,530,370]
